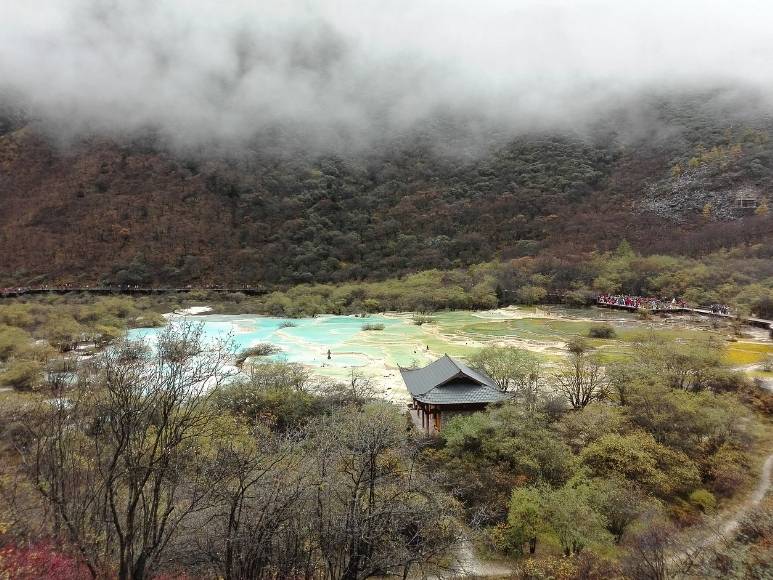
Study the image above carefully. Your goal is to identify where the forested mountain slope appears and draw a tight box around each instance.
[1,95,772,287]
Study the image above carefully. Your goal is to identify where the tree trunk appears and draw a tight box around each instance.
[132,553,147,580]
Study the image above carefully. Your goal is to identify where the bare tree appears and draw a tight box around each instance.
[189,402,459,580]
[196,423,312,580]
[19,322,234,580]
[244,359,314,393]
[621,513,677,580]
[552,349,609,409]
[321,369,378,406]
[469,346,542,393]
[15,326,460,579]
[308,403,459,580]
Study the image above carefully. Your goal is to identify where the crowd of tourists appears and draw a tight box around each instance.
[597,294,688,311]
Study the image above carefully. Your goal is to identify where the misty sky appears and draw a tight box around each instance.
[3,0,773,149]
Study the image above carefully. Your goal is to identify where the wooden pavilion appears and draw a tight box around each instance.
[399,355,509,433]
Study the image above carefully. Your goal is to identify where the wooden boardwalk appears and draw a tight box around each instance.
[0,286,267,298]
[596,302,773,330]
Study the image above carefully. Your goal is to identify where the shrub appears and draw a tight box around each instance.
[566,337,591,354]
[521,556,578,580]
[515,285,547,305]
[689,489,717,513]
[234,344,281,366]
[361,323,385,331]
[705,369,749,393]
[707,445,751,497]
[0,325,31,361]
[670,498,701,527]
[580,431,701,499]
[225,292,247,303]
[565,289,597,307]
[555,405,631,451]
[412,314,436,326]
[40,315,85,352]
[588,323,616,339]
[751,295,773,319]
[0,360,42,390]
[0,543,88,580]
[134,312,166,328]
[3,420,33,449]
[45,357,77,373]
[214,378,326,430]
[278,320,297,328]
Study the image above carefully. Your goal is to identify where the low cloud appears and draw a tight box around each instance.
[3,0,773,151]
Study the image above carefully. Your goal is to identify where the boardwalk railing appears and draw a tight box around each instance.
[596,301,773,331]
[0,286,267,298]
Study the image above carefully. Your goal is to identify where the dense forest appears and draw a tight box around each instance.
[1,94,772,288]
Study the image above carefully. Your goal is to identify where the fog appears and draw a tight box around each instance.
[2,0,773,151]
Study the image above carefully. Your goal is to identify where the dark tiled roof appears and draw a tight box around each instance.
[415,382,510,405]
[453,358,499,389]
[399,355,508,405]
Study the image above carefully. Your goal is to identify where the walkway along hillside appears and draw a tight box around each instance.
[595,298,773,331]
[0,285,267,298]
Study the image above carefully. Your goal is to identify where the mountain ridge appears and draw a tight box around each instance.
[1,96,772,287]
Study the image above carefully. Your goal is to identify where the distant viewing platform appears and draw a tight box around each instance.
[596,294,772,330]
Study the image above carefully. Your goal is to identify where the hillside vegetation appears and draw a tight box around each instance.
[0,316,770,579]
[194,245,773,319]
[1,94,772,287]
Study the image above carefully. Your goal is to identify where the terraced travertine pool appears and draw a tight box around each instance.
[130,306,773,402]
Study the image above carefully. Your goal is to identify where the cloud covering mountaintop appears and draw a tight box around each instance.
[3,0,773,150]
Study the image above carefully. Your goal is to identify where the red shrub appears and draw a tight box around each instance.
[0,543,89,580]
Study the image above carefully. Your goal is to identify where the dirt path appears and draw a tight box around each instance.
[671,452,773,569]
[719,453,773,535]
[438,452,771,580]
[448,537,513,578]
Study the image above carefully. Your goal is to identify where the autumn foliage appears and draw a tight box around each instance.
[1,102,772,287]
[0,543,88,580]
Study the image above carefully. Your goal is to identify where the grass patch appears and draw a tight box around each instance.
[724,342,773,366]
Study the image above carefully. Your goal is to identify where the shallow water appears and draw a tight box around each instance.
[132,313,438,371]
[129,306,772,402]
